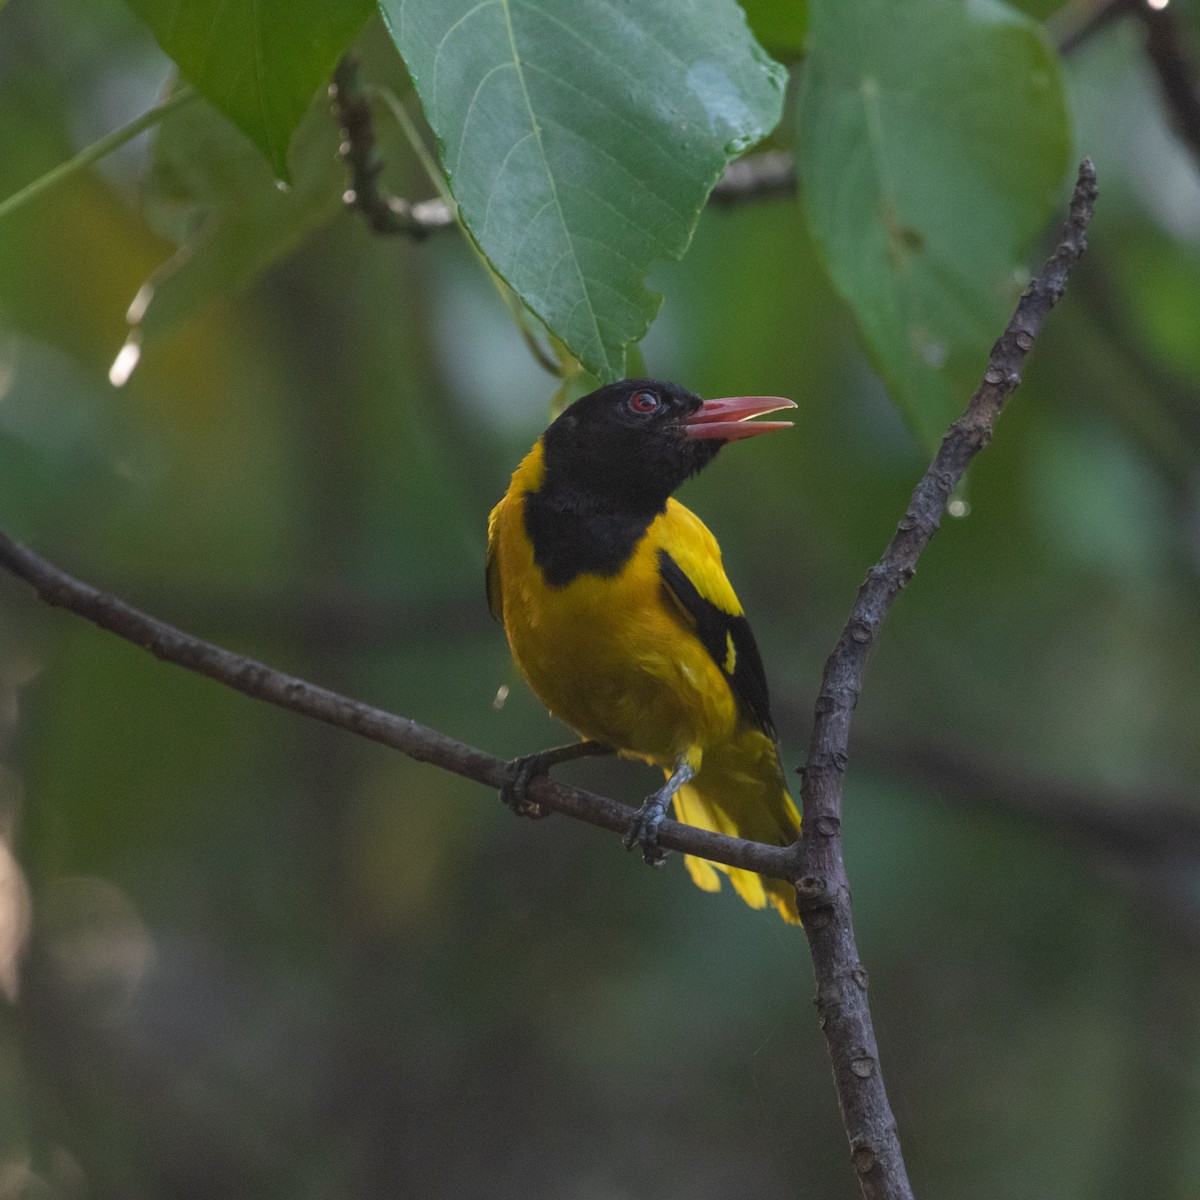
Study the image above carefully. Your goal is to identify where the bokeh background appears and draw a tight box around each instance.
[3,1,1200,1197]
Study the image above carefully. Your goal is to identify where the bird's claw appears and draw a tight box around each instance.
[622,797,669,867]
[499,754,550,820]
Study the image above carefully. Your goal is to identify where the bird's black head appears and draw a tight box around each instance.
[539,378,794,515]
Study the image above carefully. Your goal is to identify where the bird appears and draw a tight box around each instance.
[486,378,801,923]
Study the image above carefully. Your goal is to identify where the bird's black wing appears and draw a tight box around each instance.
[657,548,775,739]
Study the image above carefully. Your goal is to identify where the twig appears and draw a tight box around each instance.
[857,728,1200,947]
[1133,0,1200,176]
[329,58,454,239]
[1055,0,1129,56]
[789,160,1098,1200]
[0,530,790,882]
[332,60,562,377]
[854,730,1200,867]
[773,685,1200,872]
[332,50,793,236]
[1055,2,1200,173]
[0,86,198,224]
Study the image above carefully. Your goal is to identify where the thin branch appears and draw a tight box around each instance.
[1133,0,1200,176]
[1055,2,1200,173]
[331,58,563,377]
[370,83,458,214]
[1071,258,1200,490]
[1055,0,1129,56]
[0,530,790,882]
[854,729,1200,867]
[774,683,1200,872]
[0,86,198,223]
[329,58,454,239]
[60,574,1200,898]
[857,728,1200,948]
[789,161,1098,1200]
[332,50,793,237]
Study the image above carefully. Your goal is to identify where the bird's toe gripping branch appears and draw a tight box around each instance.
[622,759,696,867]
[499,754,552,819]
[499,740,613,819]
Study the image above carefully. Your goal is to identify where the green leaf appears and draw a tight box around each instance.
[110,90,344,379]
[797,0,1070,442]
[382,0,786,383]
[122,0,372,179]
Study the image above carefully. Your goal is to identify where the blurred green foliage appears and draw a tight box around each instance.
[0,1,1199,1199]
[798,0,1070,443]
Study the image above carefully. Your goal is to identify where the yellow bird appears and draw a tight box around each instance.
[487,378,801,922]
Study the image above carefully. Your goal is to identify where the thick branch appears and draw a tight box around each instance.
[0,530,790,881]
[790,161,1097,1200]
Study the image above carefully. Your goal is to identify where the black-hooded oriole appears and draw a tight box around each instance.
[487,378,801,923]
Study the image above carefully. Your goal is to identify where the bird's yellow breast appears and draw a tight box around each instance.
[488,445,740,769]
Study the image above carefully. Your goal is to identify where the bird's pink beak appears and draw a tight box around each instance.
[680,395,797,441]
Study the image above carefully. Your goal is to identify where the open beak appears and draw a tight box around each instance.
[680,395,797,442]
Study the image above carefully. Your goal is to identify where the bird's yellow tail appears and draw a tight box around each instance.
[669,729,801,924]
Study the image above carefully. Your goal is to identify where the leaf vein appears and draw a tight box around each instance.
[497,0,611,376]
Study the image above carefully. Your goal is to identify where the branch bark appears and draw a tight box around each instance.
[329,57,455,239]
[788,160,1098,1200]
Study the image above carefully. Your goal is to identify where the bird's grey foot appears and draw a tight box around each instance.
[622,790,671,866]
[622,759,695,867]
[500,741,612,820]
[500,752,554,819]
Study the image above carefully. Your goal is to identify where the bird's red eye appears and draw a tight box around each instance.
[628,390,660,415]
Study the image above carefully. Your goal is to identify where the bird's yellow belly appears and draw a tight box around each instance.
[503,553,737,768]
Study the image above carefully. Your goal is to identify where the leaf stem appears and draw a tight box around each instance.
[372,84,562,379]
[0,85,198,223]
[371,85,456,214]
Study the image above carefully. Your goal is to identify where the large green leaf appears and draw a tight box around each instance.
[797,0,1069,442]
[122,0,372,179]
[382,0,786,382]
